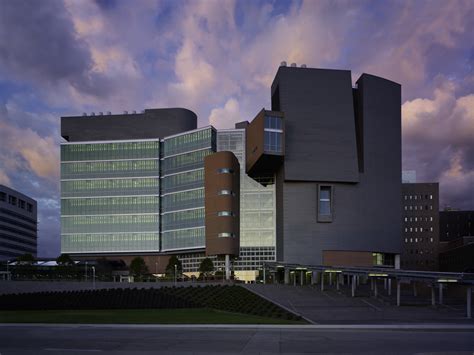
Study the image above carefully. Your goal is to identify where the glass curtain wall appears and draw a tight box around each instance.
[216,129,276,271]
[161,127,216,251]
[60,140,161,253]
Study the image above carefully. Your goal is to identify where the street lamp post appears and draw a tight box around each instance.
[174,264,177,286]
[85,261,88,282]
[92,266,95,289]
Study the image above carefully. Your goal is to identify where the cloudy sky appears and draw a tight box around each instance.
[0,0,473,257]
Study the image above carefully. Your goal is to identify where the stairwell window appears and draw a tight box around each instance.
[317,185,333,222]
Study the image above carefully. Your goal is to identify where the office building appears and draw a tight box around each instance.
[61,64,402,279]
[439,210,474,242]
[439,210,474,272]
[0,185,37,260]
[401,183,439,270]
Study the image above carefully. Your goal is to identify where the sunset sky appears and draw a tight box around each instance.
[0,0,472,257]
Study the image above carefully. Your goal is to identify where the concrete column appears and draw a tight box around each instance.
[384,278,387,290]
[439,283,443,305]
[293,272,296,286]
[388,279,392,296]
[467,287,472,319]
[329,272,333,286]
[311,271,317,285]
[356,275,360,286]
[413,282,417,297]
[374,279,378,298]
[395,254,401,269]
[336,274,340,291]
[300,270,304,286]
[225,254,230,281]
[351,275,356,297]
[431,286,436,306]
[370,278,374,291]
[284,268,290,285]
[321,272,325,291]
[341,274,345,286]
[397,280,401,306]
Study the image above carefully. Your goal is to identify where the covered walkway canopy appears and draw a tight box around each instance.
[263,262,474,318]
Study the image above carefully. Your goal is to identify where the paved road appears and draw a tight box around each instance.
[0,324,473,354]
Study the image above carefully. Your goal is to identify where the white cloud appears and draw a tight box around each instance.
[402,80,474,209]
[0,169,11,186]
[209,98,242,129]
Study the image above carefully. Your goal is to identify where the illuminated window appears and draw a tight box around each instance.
[218,211,234,217]
[218,232,235,238]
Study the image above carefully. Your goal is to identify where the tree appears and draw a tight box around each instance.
[17,253,35,265]
[199,258,214,279]
[165,255,182,278]
[129,257,148,279]
[56,253,74,266]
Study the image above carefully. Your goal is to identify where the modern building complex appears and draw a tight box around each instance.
[259,65,402,268]
[0,185,37,260]
[439,210,474,272]
[400,183,439,270]
[60,64,403,280]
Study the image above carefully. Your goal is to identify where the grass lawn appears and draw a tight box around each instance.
[0,308,307,325]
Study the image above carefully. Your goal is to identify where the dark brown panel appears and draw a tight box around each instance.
[246,109,284,181]
[322,250,373,267]
[204,152,240,256]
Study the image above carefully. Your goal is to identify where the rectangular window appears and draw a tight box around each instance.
[0,192,5,201]
[317,185,332,222]
[8,195,17,206]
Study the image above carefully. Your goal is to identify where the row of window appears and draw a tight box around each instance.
[404,216,434,222]
[161,169,204,194]
[162,188,204,212]
[161,208,205,231]
[406,249,435,255]
[61,214,159,234]
[404,237,435,243]
[404,227,434,232]
[61,178,160,197]
[404,205,434,211]
[0,193,33,212]
[163,128,215,157]
[162,148,212,175]
[61,141,160,161]
[61,196,160,215]
[264,131,283,153]
[161,227,205,250]
[404,194,433,200]
[264,116,283,130]
[61,159,159,179]
[62,232,160,253]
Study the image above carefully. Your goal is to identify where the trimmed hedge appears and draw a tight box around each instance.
[0,285,300,320]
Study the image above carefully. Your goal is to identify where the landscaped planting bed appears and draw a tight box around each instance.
[0,285,301,321]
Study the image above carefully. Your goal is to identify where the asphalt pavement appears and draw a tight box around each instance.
[0,324,473,354]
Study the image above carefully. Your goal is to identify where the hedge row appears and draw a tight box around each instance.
[0,285,300,320]
[0,288,196,310]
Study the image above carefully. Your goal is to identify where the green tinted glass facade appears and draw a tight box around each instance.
[161,127,216,251]
[61,139,160,253]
